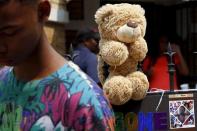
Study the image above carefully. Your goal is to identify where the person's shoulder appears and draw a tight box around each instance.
[86,52,97,61]
[0,66,11,76]
[72,47,88,61]
[61,61,100,90]
[0,66,12,82]
[38,62,100,95]
[56,62,90,79]
[144,55,152,61]
[57,62,111,106]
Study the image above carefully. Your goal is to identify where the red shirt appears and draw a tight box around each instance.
[143,54,180,90]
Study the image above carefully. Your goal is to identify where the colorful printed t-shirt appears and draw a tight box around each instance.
[0,62,115,131]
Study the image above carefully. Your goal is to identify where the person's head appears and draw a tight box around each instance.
[179,106,185,114]
[0,0,51,66]
[188,101,193,109]
[73,28,100,54]
[158,35,169,53]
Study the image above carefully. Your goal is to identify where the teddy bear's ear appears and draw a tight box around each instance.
[134,4,145,15]
[95,4,113,24]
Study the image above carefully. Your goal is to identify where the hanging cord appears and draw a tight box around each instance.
[149,88,166,112]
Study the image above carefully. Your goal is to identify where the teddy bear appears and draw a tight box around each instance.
[95,3,149,105]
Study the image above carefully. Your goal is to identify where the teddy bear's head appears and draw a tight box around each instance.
[95,3,146,43]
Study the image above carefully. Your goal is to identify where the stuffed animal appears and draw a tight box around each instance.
[95,3,149,105]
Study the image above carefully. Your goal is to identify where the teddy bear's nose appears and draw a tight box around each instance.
[127,21,138,28]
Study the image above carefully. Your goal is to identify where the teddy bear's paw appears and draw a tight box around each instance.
[103,76,133,105]
[100,41,129,66]
[117,22,141,43]
[127,71,149,100]
[129,37,148,61]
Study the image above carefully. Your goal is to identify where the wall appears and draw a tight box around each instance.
[44,0,69,56]
[175,2,197,77]
[65,0,100,30]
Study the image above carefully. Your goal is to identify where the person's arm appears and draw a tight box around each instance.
[172,44,189,76]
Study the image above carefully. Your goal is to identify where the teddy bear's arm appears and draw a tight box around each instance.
[99,39,129,66]
[129,37,148,61]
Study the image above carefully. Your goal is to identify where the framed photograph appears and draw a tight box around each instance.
[169,99,195,129]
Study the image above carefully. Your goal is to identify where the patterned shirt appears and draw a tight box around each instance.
[0,61,115,131]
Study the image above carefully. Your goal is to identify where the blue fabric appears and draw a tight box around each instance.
[72,44,100,83]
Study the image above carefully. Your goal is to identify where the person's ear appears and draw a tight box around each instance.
[38,0,51,22]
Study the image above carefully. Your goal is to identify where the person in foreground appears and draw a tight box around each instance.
[0,0,115,130]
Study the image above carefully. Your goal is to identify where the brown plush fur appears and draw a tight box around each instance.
[95,3,149,105]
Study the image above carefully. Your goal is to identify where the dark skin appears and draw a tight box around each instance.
[83,38,99,54]
[0,0,67,81]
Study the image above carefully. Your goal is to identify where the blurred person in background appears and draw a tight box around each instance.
[71,28,101,86]
[143,34,189,90]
